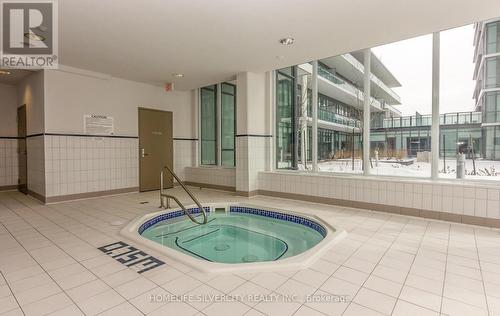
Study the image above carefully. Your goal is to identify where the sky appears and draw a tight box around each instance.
[372,24,475,116]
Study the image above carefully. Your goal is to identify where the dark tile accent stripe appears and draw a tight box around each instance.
[173,138,198,141]
[29,133,139,139]
[26,133,44,138]
[23,133,193,139]
[98,241,165,274]
[235,134,273,138]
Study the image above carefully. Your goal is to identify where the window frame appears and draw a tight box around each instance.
[199,83,236,168]
[271,32,500,184]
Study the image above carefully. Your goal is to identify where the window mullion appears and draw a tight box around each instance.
[217,83,222,166]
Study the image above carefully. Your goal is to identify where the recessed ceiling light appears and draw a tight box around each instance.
[24,32,45,42]
[172,73,184,78]
[0,70,11,75]
[276,55,285,60]
[280,37,295,46]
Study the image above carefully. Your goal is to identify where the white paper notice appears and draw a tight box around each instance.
[84,114,114,135]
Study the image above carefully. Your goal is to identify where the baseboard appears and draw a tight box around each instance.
[28,190,46,203]
[184,181,236,192]
[37,187,139,204]
[236,190,260,197]
[254,189,500,229]
[0,185,19,191]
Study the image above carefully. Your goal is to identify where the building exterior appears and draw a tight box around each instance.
[276,50,486,170]
[276,51,404,169]
[473,17,500,159]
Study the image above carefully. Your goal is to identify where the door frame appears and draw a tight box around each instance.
[17,104,28,194]
[138,107,174,192]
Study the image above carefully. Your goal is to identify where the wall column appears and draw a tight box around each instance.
[312,61,318,172]
[235,72,271,195]
[431,32,440,179]
[363,49,371,175]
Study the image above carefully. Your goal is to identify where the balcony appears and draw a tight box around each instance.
[373,112,482,129]
[308,63,385,111]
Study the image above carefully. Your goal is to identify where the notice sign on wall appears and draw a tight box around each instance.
[84,114,114,135]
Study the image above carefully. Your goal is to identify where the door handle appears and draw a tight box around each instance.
[141,148,149,158]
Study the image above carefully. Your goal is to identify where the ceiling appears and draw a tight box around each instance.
[57,0,500,90]
[0,69,34,85]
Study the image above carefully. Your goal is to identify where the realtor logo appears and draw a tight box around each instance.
[1,0,58,68]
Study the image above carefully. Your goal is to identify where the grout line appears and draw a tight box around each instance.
[0,270,26,316]
[292,212,395,315]
[2,190,500,316]
[0,222,85,316]
[438,223,451,315]
[388,220,430,315]
[1,197,146,316]
[473,228,491,315]
[337,216,411,315]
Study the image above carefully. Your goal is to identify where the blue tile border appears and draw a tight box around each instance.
[138,207,211,234]
[229,206,327,237]
[138,205,327,238]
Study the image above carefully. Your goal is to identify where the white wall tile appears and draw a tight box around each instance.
[0,139,19,187]
[44,135,139,197]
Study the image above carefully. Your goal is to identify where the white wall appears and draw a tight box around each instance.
[236,72,269,135]
[18,71,45,135]
[44,67,195,137]
[259,172,500,224]
[0,83,18,136]
[41,66,197,198]
[0,83,19,188]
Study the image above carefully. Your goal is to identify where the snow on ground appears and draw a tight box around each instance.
[315,158,500,180]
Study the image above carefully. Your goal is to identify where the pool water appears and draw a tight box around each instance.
[140,212,324,264]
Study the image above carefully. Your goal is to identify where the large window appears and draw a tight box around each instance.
[201,85,217,165]
[274,17,500,181]
[276,66,296,169]
[486,21,500,54]
[200,83,236,167]
[485,56,500,89]
[484,92,500,123]
[275,64,315,170]
[368,35,432,178]
[221,83,236,167]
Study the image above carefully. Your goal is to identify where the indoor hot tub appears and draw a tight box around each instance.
[121,203,345,273]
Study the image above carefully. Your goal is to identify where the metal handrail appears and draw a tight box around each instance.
[159,165,208,225]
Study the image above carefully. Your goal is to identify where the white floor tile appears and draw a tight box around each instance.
[392,300,438,316]
[353,287,396,315]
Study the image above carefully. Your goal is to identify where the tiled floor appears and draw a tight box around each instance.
[1,188,500,316]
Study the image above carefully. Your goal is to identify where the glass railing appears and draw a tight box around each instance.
[303,107,360,128]
[317,65,345,85]
[375,112,482,129]
[317,64,384,110]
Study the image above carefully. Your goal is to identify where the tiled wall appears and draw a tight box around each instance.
[27,136,45,196]
[44,135,138,197]
[0,139,19,188]
[185,166,236,188]
[173,139,197,181]
[236,136,270,192]
[258,172,500,220]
